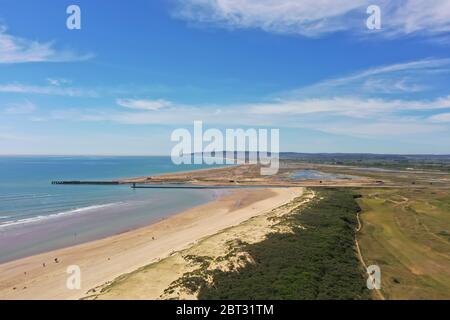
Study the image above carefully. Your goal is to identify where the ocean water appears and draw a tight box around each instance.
[0,156,222,263]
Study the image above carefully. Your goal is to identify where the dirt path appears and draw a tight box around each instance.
[355,211,386,300]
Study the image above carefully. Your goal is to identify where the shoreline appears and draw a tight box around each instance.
[0,188,219,264]
[0,187,302,300]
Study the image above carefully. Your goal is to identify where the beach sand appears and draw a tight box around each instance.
[0,187,301,300]
[91,187,310,300]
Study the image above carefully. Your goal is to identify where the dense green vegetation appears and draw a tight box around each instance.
[282,153,450,172]
[172,189,371,300]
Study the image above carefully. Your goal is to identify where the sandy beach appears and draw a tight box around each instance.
[0,187,302,300]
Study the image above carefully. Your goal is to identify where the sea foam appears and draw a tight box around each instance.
[0,202,123,230]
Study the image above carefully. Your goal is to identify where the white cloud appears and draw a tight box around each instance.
[320,58,450,87]
[385,0,450,37]
[247,96,450,118]
[173,0,450,38]
[47,78,72,86]
[3,100,36,114]
[173,0,366,37]
[47,94,450,131]
[319,122,447,137]
[428,112,450,123]
[41,59,450,140]
[116,98,173,111]
[0,25,93,64]
[0,83,97,97]
[362,78,427,94]
[285,58,450,98]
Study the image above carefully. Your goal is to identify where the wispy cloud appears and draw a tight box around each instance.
[285,58,450,98]
[362,78,427,94]
[38,58,450,139]
[0,83,97,97]
[246,96,450,118]
[3,100,36,114]
[46,99,450,140]
[116,98,173,111]
[173,0,365,37]
[319,122,447,137]
[428,112,450,123]
[0,25,93,64]
[383,0,450,37]
[244,59,450,129]
[173,0,450,39]
[46,78,72,86]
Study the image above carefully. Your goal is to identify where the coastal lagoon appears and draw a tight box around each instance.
[0,156,220,263]
[290,169,356,181]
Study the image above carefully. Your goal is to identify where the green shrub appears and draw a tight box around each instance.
[197,188,371,300]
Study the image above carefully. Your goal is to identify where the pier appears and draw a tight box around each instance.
[51,181,285,189]
[51,181,120,185]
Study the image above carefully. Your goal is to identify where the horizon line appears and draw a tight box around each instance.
[1,152,450,157]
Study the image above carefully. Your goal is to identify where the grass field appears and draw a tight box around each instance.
[356,188,450,299]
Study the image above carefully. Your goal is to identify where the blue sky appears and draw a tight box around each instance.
[0,0,450,155]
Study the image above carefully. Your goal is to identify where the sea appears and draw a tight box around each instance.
[0,156,222,263]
